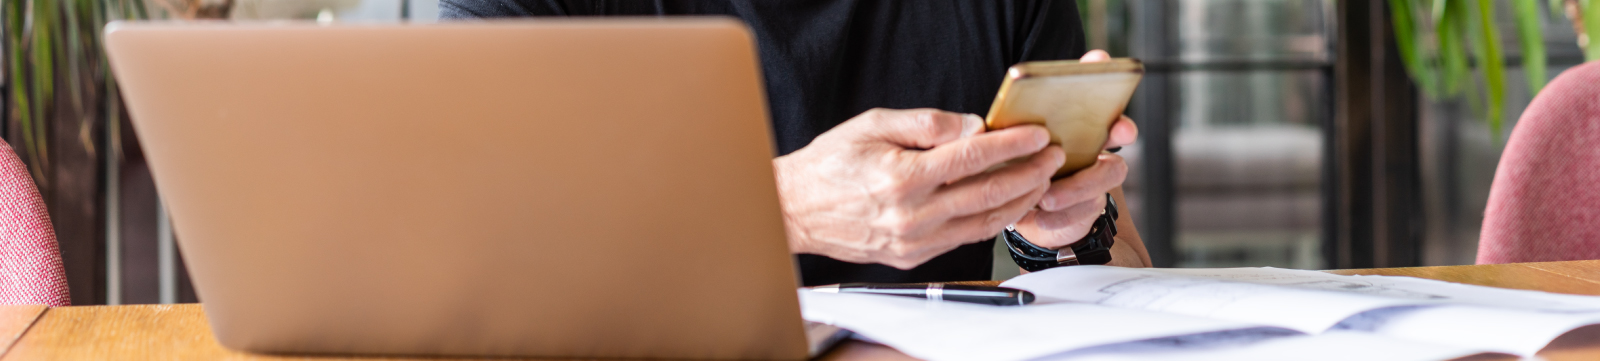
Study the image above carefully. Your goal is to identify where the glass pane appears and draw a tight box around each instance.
[1119,0,1332,269]
[1171,70,1325,268]
[1173,0,1332,63]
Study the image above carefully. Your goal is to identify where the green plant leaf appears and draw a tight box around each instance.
[61,0,86,114]
[6,12,39,167]
[1470,0,1506,137]
[9,0,44,175]
[32,0,58,166]
[1438,0,1471,96]
[1434,0,1451,24]
[1514,0,1547,94]
[1392,0,1440,97]
[1586,0,1600,60]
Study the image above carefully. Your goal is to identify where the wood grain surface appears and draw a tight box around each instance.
[5,261,1600,360]
[0,305,45,357]
[1327,260,1600,296]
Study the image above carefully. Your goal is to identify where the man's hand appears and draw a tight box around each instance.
[774,108,1064,269]
[1011,49,1153,268]
[1009,117,1132,250]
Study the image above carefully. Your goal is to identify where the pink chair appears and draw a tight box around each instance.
[1478,61,1600,264]
[0,140,70,306]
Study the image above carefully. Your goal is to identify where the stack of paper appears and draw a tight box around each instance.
[801,266,1600,361]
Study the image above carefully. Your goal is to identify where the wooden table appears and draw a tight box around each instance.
[0,305,45,358]
[4,261,1600,360]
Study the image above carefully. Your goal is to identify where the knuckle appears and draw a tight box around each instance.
[978,176,1011,207]
[851,107,889,124]
[909,110,946,141]
[952,143,988,171]
[884,244,921,269]
[888,242,916,258]
[984,208,1014,230]
[877,209,919,236]
[871,175,917,199]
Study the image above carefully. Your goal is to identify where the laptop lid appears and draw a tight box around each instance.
[106,19,814,360]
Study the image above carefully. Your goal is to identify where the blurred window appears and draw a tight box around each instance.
[1119,0,1334,268]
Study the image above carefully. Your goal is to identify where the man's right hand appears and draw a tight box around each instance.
[773,108,1065,269]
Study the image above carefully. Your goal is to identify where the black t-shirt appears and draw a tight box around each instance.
[441,0,1086,286]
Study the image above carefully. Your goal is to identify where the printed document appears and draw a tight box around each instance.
[800,266,1600,361]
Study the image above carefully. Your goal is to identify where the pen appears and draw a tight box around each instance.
[811,283,1035,306]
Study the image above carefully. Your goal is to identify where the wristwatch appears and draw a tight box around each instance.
[1003,193,1119,271]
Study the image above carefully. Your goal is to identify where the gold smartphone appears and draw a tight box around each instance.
[985,58,1143,179]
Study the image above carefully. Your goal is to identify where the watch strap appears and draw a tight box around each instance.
[1004,193,1119,272]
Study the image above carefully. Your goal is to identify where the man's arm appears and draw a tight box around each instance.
[1107,186,1152,267]
[1000,2,1150,268]
[1008,50,1150,268]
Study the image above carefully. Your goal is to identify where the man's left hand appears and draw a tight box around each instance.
[1010,50,1150,268]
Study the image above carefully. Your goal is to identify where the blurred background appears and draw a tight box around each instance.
[2,0,1595,303]
[996,0,1593,278]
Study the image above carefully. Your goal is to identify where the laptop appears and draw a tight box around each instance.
[104,19,845,360]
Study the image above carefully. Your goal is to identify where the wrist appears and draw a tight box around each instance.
[1010,221,1078,249]
[772,156,812,254]
[1004,193,1119,271]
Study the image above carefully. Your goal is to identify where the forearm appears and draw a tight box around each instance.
[1106,186,1151,267]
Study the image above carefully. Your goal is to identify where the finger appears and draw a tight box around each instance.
[912,125,1052,184]
[1014,196,1107,248]
[1039,154,1127,211]
[925,146,1064,220]
[933,182,1050,250]
[858,108,984,149]
[1105,116,1139,150]
[958,113,985,139]
[876,180,1045,269]
[1035,195,1107,230]
[1081,49,1111,62]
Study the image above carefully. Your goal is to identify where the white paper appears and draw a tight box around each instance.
[803,267,1600,360]
[1335,305,1600,356]
[798,290,1275,361]
[1003,266,1600,334]
[1035,331,1501,361]
[1001,266,1434,333]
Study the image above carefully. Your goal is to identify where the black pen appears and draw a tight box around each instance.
[811,283,1035,306]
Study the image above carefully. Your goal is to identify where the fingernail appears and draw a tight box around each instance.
[1053,148,1068,167]
[1033,127,1052,147]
